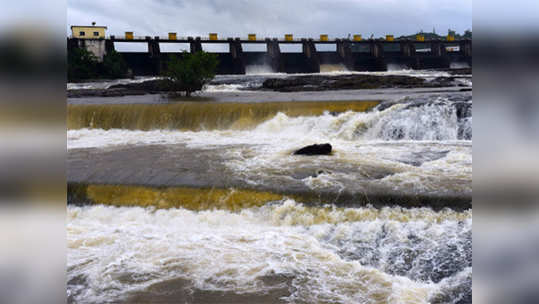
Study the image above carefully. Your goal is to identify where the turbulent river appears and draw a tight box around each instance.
[67,69,472,303]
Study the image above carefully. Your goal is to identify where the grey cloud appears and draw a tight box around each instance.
[67,0,472,39]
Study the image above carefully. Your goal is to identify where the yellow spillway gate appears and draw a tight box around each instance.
[125,32,134,40]
[285,34,293,41]
[353,34,362,41]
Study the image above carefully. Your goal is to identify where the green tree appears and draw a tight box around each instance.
[102,50,128,79]
[164,51,218,97]
[68,48,99,81]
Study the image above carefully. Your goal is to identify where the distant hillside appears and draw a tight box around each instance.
[398,30,472,40]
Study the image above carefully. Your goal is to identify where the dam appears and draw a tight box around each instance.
[67,33,472,75]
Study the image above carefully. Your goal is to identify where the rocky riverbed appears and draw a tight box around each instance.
[68,71,472,98]
[67,79,172,98]
[261,74,469,92]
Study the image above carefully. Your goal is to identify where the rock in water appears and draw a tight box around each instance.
[262,74,427,92]
[294,144,332,156]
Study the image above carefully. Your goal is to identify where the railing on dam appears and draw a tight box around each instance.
[104,34,469,44]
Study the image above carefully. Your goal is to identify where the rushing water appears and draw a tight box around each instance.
[68,201,471,304]
[67,69,472,303]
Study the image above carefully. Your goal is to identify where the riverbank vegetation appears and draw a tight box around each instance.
[68,48,129,82]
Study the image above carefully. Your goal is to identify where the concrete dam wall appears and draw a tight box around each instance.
[68,37,472,75]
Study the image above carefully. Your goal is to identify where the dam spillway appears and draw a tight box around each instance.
[67,100,380,131]
[67,94,471,210]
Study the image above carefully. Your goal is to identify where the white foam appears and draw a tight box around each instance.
[203,83,247,92]
[450,62,470,69]
[67,201,471,303]
[319,64,348,73]
[67,101,472,194]
[67,76,163,90]
[68,101,469,149]
[245,65,275,75]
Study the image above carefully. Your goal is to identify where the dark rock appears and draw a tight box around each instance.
[433,67,472,75]
[313,169,332,177]
[447,67,472,75]
[426,76,456,87]
[68,79,176,98]
[263,74,427,92]
[294,143,332,156]
[67,88,148,98]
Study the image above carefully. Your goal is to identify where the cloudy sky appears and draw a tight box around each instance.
[67,0,472,39]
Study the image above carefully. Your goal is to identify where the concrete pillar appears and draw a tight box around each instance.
[302,38,320,73]
[147,37,161,75]
[67,38,106,61]
[431,41,446,57]
[266,38,283,73]
[228,38,243,58]
[400,41,415,57]
[228,38,245,74]
[188,37,202,53]
[459,40,472,57]
[370,41,384,58]
[301,39,312,58]
[77,39,106,62]
[399,40,419,69]
[336,38,353,70]
[266,38,279,57]
[147,38,160,57]
[365,40,387,71]
[425,40,450,69]
[336,39,351,58]
[105,38,115,55]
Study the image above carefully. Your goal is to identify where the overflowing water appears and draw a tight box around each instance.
[67,95,470,142]
[66,101,379,131]
[245,64,276,74]
[319,64,349,73]
[67,69,472,303]
[67,76,163,90]
[68,201,471,304]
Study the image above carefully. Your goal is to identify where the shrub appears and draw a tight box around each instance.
[68,48,99,81]
[164,51,218,96]
[102,50,128,79]
[68,48,129,81]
